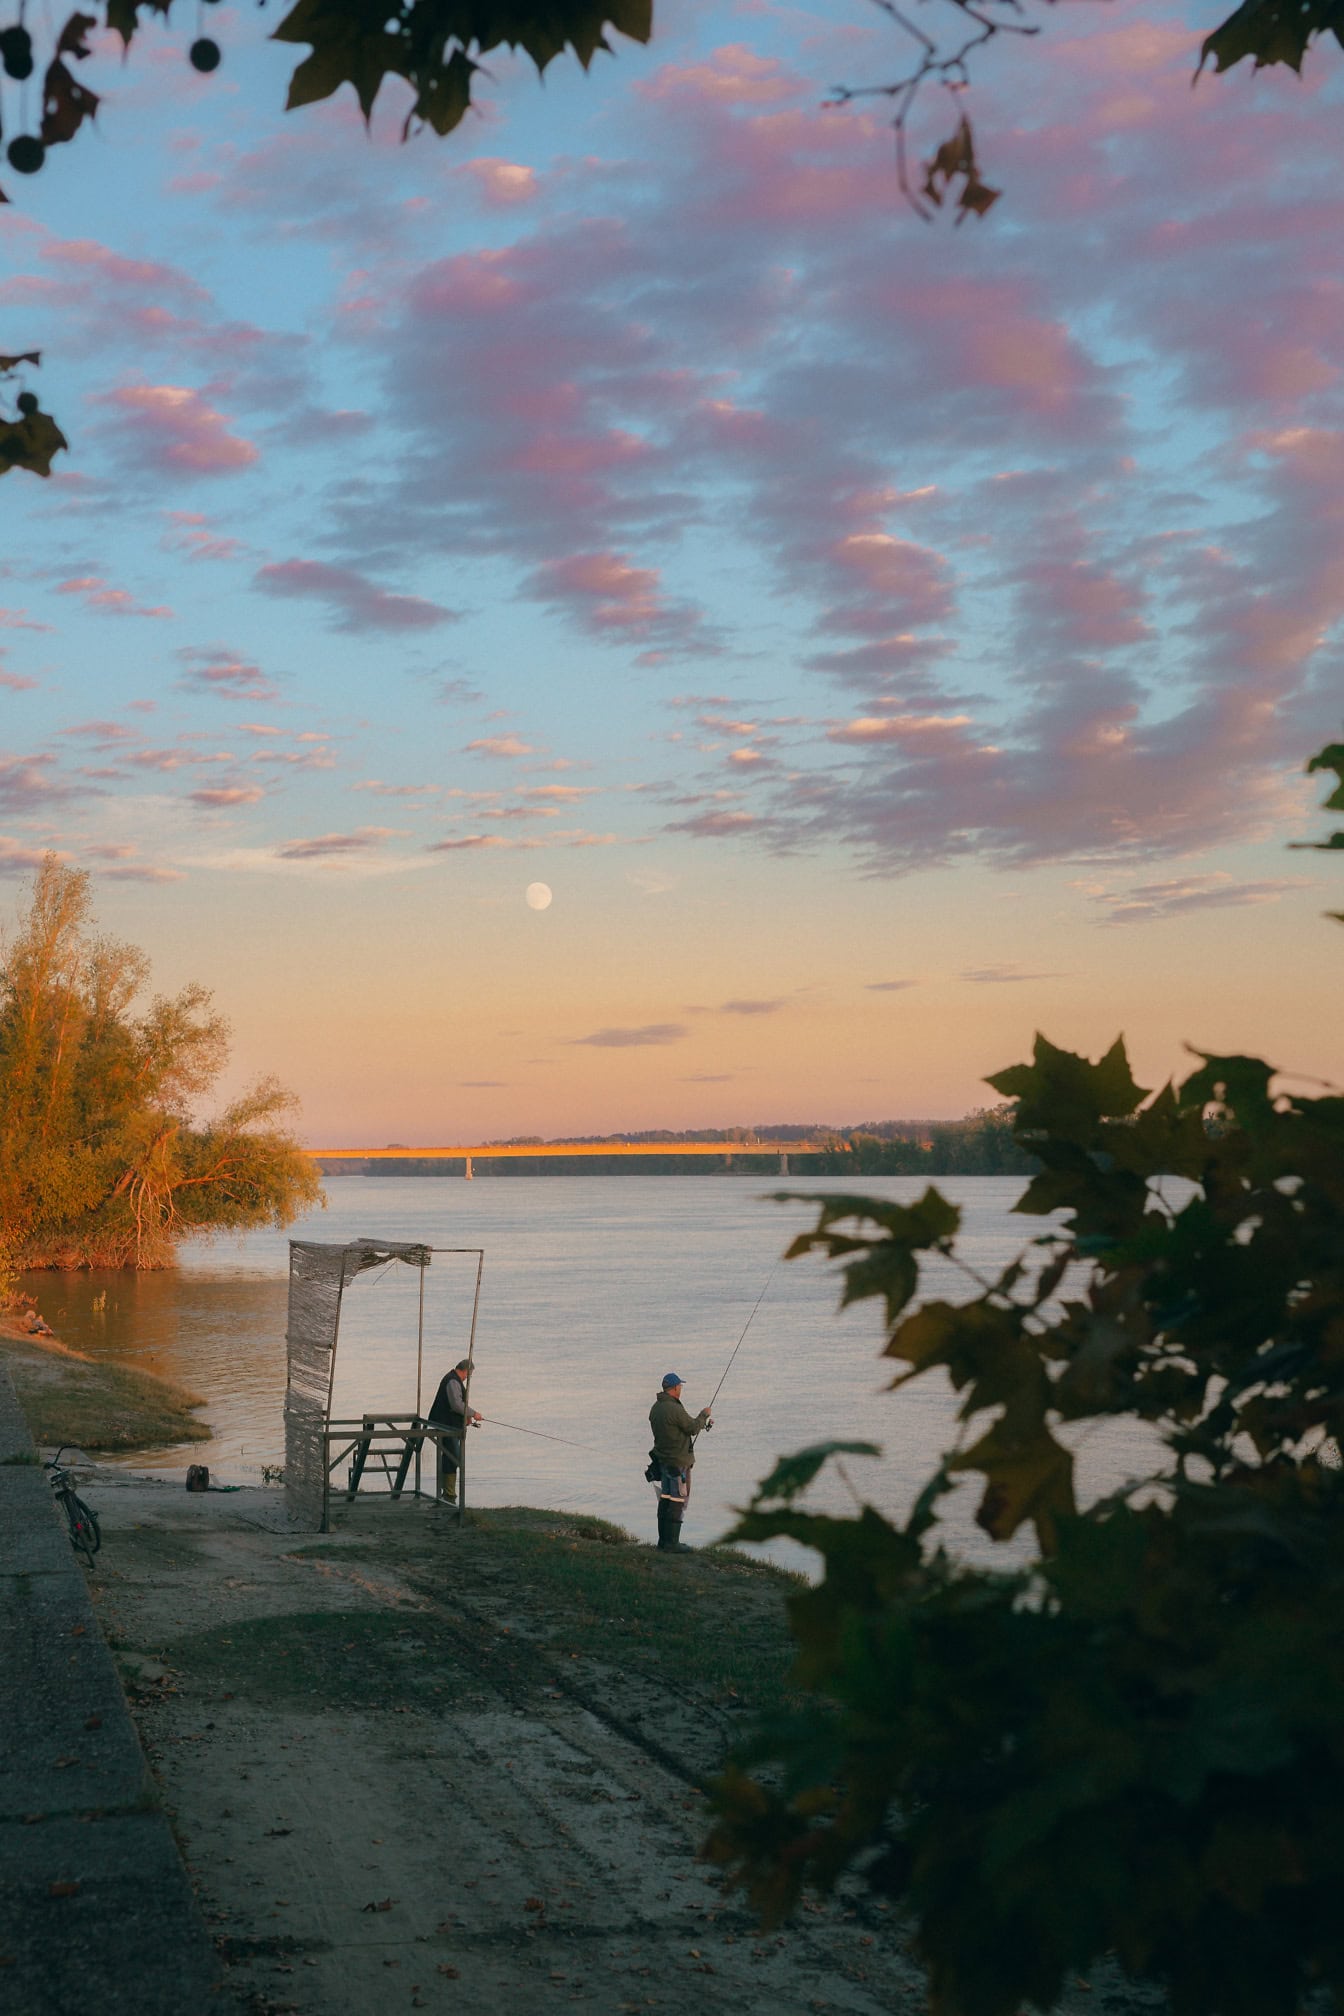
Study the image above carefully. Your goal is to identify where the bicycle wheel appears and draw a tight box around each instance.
[61,1489,101,1566]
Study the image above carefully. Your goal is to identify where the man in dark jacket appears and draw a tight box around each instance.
[427,1358,482,1503]
[648,1372,711,1552]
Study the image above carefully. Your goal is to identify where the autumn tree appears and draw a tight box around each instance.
[705,743,1344,2016]
[0,857,322,1268]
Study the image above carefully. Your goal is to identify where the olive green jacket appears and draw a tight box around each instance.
[649,1392,710,1470]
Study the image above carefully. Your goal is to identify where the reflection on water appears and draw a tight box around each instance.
[24,1175,1164,1564]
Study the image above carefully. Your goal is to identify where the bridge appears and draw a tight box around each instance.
[306,1141,827,1179]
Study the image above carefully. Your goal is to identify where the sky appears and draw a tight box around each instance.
[1,0,1342,1146]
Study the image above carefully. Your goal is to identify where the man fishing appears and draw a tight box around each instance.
[648,1372,712,1553]
[426,1357,482,1504]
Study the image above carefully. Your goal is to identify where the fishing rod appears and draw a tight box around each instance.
[476,1415,596,1452]
[703,1263,777,1426]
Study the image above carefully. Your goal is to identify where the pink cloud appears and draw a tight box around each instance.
[572,1023,688,1047]
[99,384,259,475]
[355,779,440,798]
[0,671,39,692]
[665,808,760,838]
[98,863,188,883]
[126,746,233,773]
[640,45,800,108]
[276,828,394,860]
[163,511,245,564]
[426,833,517,851]
[177,649,278,704]
[55,576,174,619]
[42,237,209,306]
[465,736,535,759]
[0,837,60,876]
[698,715,757,736]
[827,713,975,746]
[255,559,456,633]
[190,785,265,807]
[464,159,540,207]
[0,753,66,811]
[1093,873,1311,924]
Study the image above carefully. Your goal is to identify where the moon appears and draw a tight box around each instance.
[525,882,553,911]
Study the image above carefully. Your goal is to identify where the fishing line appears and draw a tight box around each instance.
[705,1262,778,1419]
[476,1415,597,1452]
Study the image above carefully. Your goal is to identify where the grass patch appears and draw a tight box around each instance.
[424,1506,803,1713]
[3,1345,209,1452]
[168,1609,486,1709]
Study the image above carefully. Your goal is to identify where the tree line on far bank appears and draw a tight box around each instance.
[0,858,320,1272]
[350,1109,1036,1180]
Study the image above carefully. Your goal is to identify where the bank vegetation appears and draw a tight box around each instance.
[0,857,321,1271]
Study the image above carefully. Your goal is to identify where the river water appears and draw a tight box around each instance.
[24,1175,1164,1565]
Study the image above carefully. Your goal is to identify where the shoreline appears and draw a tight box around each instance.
[0,1308,209,1455]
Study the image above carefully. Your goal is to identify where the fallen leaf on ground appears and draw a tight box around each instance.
[362,1897,395,1913]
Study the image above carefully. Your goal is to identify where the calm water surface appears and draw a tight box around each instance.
[27,1175,1163,1564]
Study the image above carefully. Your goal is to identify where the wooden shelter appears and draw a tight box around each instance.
[283,1238,484,1532]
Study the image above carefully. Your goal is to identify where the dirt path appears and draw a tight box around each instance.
[80,1470,1165,2016]
[84,1473,931,2016]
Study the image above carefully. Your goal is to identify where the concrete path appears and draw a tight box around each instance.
[0,1364,222,2015]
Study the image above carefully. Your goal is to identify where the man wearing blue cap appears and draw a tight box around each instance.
[648,1373,712,1553]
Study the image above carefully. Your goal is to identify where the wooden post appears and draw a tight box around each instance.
[459,1250,484,1527]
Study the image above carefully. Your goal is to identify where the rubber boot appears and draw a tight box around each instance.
[657,1502,692,1553]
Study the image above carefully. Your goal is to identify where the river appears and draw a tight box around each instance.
[24,1174,1164,1565]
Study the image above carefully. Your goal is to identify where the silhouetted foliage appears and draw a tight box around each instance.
[705,742,1344,2016]
[0,352,67,479]
[0,857,322,1267]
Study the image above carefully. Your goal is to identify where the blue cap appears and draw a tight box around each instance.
[661,1372,684,1389]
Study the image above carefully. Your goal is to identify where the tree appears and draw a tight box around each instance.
[3,0,1341,470]
[704,743,1344,2016]
[0,857,322,1267]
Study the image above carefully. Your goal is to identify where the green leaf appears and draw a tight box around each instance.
[1179,1050,1276,1127]
[1306,741,1344,809]
[406,43,476,134]
[780,1187,961,1329]
[987,1034,1148,1142]
[104,0,173,50]
[948,1416,1076,1550]
[749,1441,881,1506]
[1199,0,1344,74]
[274,0,653,129]
[0,405,69,478]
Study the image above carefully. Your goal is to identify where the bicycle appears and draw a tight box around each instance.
[47,1447,101,1567]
